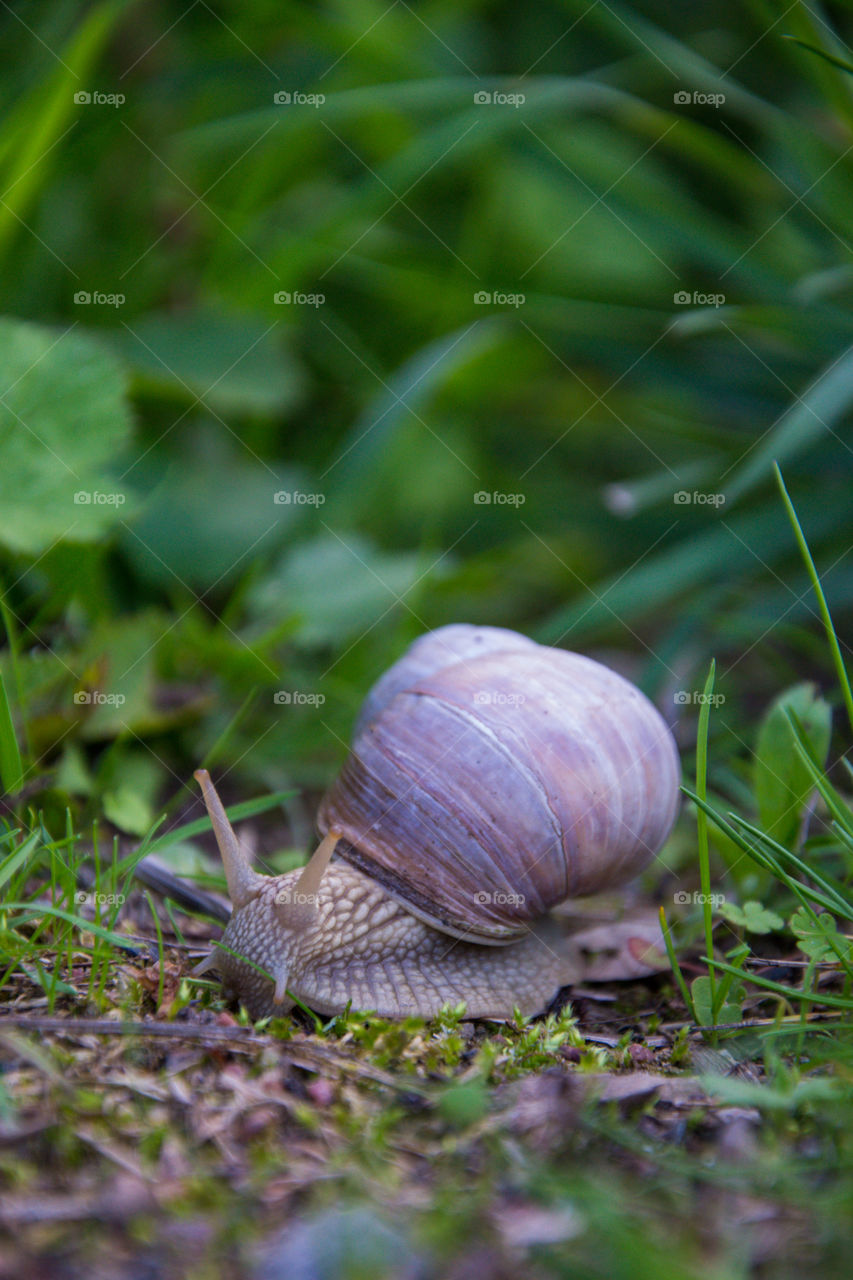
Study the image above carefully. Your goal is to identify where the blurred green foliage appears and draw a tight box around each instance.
[1,0,853,832]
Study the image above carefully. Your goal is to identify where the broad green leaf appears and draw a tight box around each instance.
[100,748,165,836]
[108,311,303,417]
[121,435,302,591]
[54,743,94,797]
[789,907,852,963]
[103,785,154,838]
[248,534,429,645]
[690,975,744,1027]
[73,612,183,741]
[717,900,784,934]
[754,683,831,849]
[0,318,134,555]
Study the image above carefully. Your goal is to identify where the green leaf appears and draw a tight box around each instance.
[108,310,303,417]
[102,786,154,838]
[754,683,831,849]
[690,975,743,1027]
[0,318,135,555]
[248,534,430,645]
[789,907,852,963]
[121,433,302,592]
[73,613,174,741]
[718,900,784,934]
[98,749,164,835]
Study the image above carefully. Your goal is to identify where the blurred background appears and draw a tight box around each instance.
[2,0,853,849]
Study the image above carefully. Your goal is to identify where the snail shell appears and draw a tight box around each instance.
[318,625,680,943]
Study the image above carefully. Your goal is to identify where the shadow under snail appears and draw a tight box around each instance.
[193,624,681,1020]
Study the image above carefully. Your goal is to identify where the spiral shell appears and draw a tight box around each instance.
[318,626,680,942]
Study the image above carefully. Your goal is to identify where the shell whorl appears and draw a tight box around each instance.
[318,627,680,942]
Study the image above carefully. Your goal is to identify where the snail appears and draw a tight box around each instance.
[193,625,680,1021]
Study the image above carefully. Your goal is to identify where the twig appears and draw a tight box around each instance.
[0,1014,414,1091]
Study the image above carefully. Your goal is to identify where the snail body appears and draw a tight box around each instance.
[195,625,680,1020]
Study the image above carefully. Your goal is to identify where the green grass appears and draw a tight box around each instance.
[3,1,853,1276]
[662,475,853,1045]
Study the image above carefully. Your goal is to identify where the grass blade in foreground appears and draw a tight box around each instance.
[0,670,23,795]
[775,462,853,735]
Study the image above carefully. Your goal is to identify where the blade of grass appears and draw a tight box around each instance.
[707,955,853,1012]
[687,796,853,978]
[658,905,697,1020]
[783,707,853,840]
[727,813,853,920]
[784,37,853,78]
[0,831,40,893]
[0,1,126,264]
[695,660,718,1033]
[775,462,853,736]
[121,788,296,867]
[143,891,166,1011]
[2,902,134,950]
[0,587,29,757]
[200,688,260,772]
[0,671,23,796]
[684,786,853,922]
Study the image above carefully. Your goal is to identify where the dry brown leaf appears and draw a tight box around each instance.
[565,909,670,980]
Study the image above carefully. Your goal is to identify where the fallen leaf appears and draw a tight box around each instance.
[565,910,670,980]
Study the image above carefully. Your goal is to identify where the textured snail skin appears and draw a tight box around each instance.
[213,862,574,1020]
